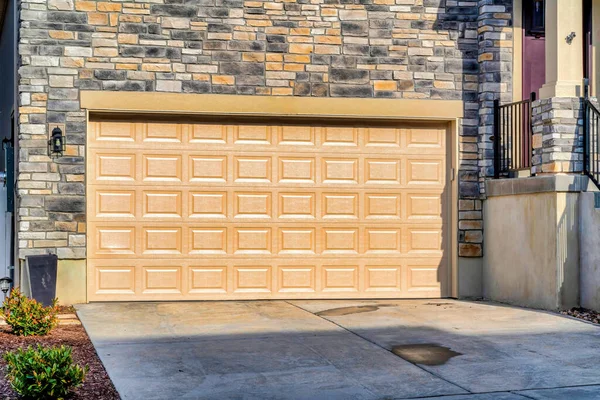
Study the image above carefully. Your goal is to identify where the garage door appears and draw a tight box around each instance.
[87,118,450,301]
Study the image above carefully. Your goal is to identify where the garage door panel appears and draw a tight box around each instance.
[406,192,444,221]
[278,126,316,146]
[189,266,228,294]
[142,191,183,219]
[322,126,359,147]
[189,155,228,183]
[322,193,359,219]
[89,121,138,145]
[278,157,316,183]
[142,123,184,144]
[234,228,272,254]
[234,192,272,219]
[278,192,316,219]
[142,154,183,183]
[234,155,273,183]
[90,121,447,153]
[189,124,228,144]
[190,228,228,255]
[322,158,359,184]
[364,127,401,148]
[365,228,401,254]
[278,228,316,255]
[277,265,316,293]
[92,152,137,182]
[234,125,273,145]
[189,191,228,219]
[365,193,402,219]
[90,188,453,223]
[365,159,401,185]
[142,227,183,255]
[142,266,183,294]
[93,189,137,219]
[365,264,402,292]
[406,226,445,254]
[405,127,445,152]
[88,259,444,300]
[91,226,136,256]
[407,259,446,293]
[88,120,449,301]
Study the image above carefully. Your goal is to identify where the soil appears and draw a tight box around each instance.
[561,307,600,324]
[0,317,120,400]
[57,305,76,314]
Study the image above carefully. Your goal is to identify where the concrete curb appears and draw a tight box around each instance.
[0,314,81,326]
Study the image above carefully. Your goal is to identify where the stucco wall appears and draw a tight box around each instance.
[579,192,600,311]
[483,191,580,311]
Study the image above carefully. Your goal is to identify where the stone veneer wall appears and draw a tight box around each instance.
[531,97,584,174]
[16,0,498,263]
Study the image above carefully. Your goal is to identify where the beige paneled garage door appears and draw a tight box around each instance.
[87,118,450,301]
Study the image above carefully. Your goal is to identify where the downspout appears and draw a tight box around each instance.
[10,0,18,290]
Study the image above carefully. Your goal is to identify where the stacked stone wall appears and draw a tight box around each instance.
[17,0,490,260]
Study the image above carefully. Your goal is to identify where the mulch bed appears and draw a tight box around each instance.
[0,320,120,399]
[561,307,600,324]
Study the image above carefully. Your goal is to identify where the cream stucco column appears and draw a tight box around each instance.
[539,0,584,99]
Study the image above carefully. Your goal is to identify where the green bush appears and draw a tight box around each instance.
[3,345,88,399]
[2,288,59,336]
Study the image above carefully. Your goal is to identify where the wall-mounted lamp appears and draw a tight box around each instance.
[48,126,66,156]
[0,276,13,295]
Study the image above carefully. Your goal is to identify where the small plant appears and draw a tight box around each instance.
[2,288,59,336]
[4,345,88,399]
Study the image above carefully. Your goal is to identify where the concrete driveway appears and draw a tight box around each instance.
[76,300,600,400]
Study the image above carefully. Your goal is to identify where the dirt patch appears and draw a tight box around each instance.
[0,323,119,399]
[391,344,462,366]
[57,305,77,314]
[561,308,600,324]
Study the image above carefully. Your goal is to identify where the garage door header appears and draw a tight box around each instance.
[81,91,464,120]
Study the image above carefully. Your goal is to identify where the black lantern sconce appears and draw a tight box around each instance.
[48,126,66,157]
[0,276,12,295]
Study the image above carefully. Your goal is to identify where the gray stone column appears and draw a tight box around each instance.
[469,0,513,258]
[531,98,584,174]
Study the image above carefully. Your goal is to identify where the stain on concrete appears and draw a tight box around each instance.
[315,304,397,316]
[424,302,454,307]
[316,305,381,316]
[391,344,462,366]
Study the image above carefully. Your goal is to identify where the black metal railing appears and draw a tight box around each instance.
[584,98,600,188]
[493,92,536,178]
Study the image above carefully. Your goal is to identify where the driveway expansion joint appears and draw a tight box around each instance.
[285,300,473,395]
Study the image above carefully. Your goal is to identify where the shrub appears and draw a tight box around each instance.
[4,345,88,399]
[2,288,59,336]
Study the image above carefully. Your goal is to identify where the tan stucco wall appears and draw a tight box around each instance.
[483,191,579,310]
[579,193,600,310]
[56,260,86,305]
[457,257,482,299]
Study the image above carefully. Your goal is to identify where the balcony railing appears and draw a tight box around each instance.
[584,98,600,188]
[493,92,536,179]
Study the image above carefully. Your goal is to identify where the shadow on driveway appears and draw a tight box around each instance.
[76,300,600,400]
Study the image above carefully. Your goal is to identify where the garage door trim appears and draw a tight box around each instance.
[81,91,464,120]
